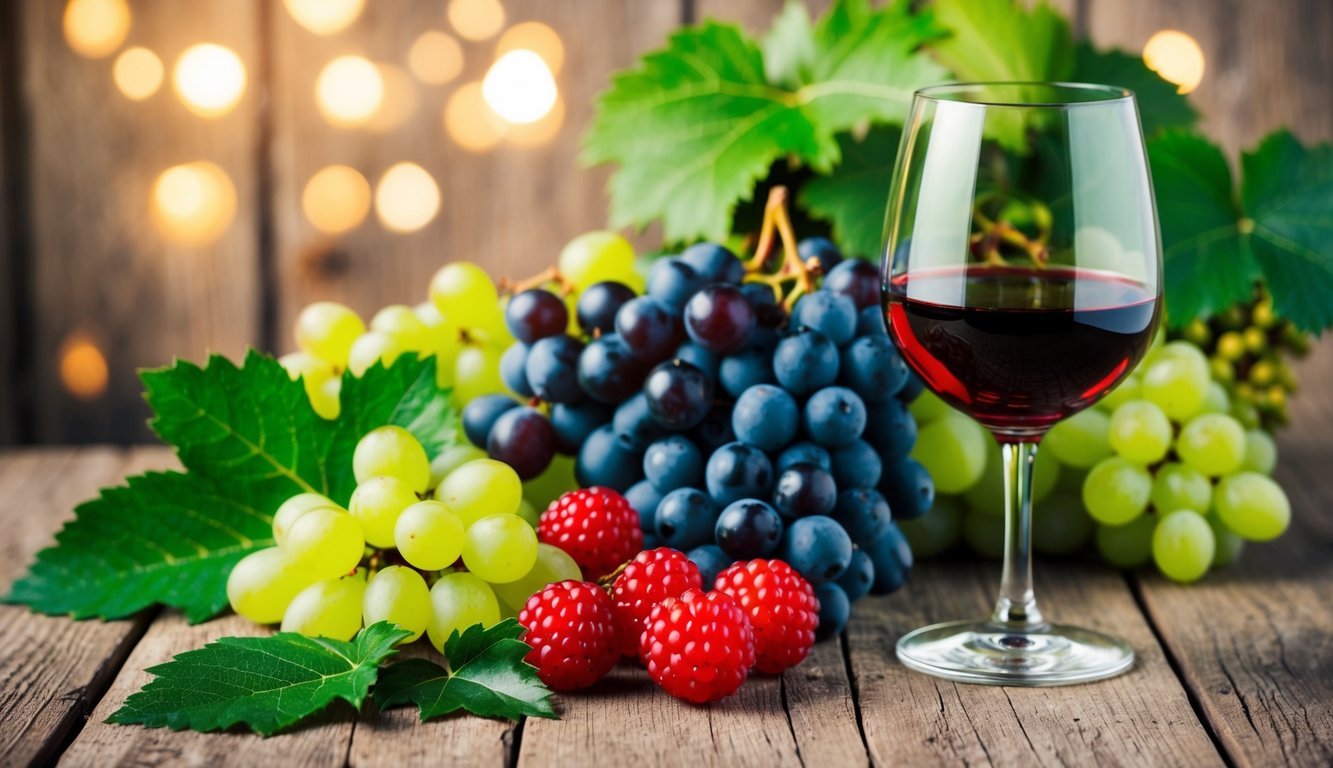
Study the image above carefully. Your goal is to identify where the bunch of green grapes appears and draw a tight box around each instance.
[1178,292,1311,431]
[226,426,582,646]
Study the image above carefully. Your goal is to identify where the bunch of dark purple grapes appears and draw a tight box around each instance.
[462,239,932,638]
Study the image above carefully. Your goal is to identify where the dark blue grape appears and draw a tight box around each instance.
[655,488,718,550]
[718,344,775,398]
[613,393,667,448]
[865,523,913,594]
[705,442,773,506]
[550,401,613,455]
[714,499,784,559]
[798,236,843,274]
[500,343,534,397]
[525,335,585,404]
[839,335,908,403]
[688,544,732,587]
[803,386,867,448]
[690,404,736,454]
[647,258,708,310]
[780,515,853,583]
[505,289,567,344]
[835,549,874,602]
[824,259,880,310]
[615,296,683,364]
[831,488,892,546]
[575,424,645,492]
[897,371,925,402]
[577,281,635,336]
[681,242,744,284]
[685,284,755,354]
[625,480,665,533]
[830,440,882,490]
[794,291,857,347]
[578,334,643,404]
[878,457,934,521]
[740,282,778,308]
[462,394,518,447]
[644,360,713,430]
[487,407,556,480]
[731,384,798,453]
[772,463,837,519]
[856,306,887,337]
[643,436,704,492]
[864,399,917,457]
[773,330,839,395]
[776,442,831,473]
[674,341,719,379]
[814,582,851,640]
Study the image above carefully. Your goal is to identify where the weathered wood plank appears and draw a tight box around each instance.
[782,633,870,767]
[0,0,18,445]
[0,447,150,767]
[21,2,262,443]
[848,560,1222,767]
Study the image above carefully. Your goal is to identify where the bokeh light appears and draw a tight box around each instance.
[63,0,131,59]
[444,82,508,152]
[497,21,565,74]
[1143,30,1206,94]
[316,55,384,127]
[173,44,247,118]
[152,161,237,245]
[303,165,371,234]
[366,64,419,133]
[59,332,109,400]
[508,95,565,148]
[408,31,465,85]
[282,0,365,36]
[447,0,506,42]
[482,50,558,125]
[113,47,163,101]
[375,163,440,233]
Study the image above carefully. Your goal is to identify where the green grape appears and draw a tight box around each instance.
[1209,356,1234,384]
[1055,464,1088,495]
[278,351,337,387]
[467,302,514,349]
[1097,374,1142,413]
[427,571,500,653]
[362,565,431,643]
[1214,472,1290,541]
[961,506,1005,559]
[413,300,447,336]
[395,500,465,570]
[1242,327,1267,354]
[491,542,583,610]
[295,301,365,368]
[353,425,431,493]
[1151,510,1214,583]
[897,495,964,558]
[348,331,407,377]
[962,439,1059,516]
[1215,331,1245,360]
[1082,457,1152,525]
[1206,512,1245,567]
[452,344,506,405]
[1095,514,1155,568]
[461,514,539,584]
[1176,413,1246,476]
[226,547,317,624]
[370,304,432,351]
[281,571,367,640]
[1150,462,1212,513]
[1108,400,1173,464]
[1251,298,1275,328]
[1241,429,1277,475]
[523,454,578,509]
[1140,357,1208,422]
[1154,339,1209,370]
[515,498,541,528]
[272,492,338,545]
[349,476,418,548]
[557,231,635,290]
[429,262,499,321]
[907,390,950,424]
[1181,318,1211,347]
[282,506,365,579]
[1032,491,1095,556]
[910,413,987,495]
[430,443,488,490]
[1045,409,1113,468]
[1231,399,1262,430]
[1199,381,1231,415]
[436,458,522,527]
[308,376,342,420]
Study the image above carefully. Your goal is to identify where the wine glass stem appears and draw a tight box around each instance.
[991,440,1046,630]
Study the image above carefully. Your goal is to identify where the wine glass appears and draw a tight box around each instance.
[882,83,1161,685]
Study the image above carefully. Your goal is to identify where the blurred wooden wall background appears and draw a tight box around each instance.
[0,0,1329,445]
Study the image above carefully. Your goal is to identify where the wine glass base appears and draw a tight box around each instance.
[896,619,1134,687]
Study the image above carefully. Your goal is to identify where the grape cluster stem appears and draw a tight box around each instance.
[743,187,820,310]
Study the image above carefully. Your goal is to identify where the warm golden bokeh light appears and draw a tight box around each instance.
[366,64,419,133]
[174,43,246,118]
[302,165,371,234]
[497,21,565,74]
[316,55,384,127]
[113,47,163,101]
[444,81,508,152]
[59,333,109,400]
[1143,30,1206,94]
[507,95,565,148]
[408,30,465,85]
[447,0,506,42]
[483,50,558,125]
[63,0,131,59]
[152,161,238,245]
[282,0,365,36]
[375,163,440,233]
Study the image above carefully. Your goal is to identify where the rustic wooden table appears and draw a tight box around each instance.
[2,346,1330,768]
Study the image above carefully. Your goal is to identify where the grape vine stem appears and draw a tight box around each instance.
[744,186,820,310]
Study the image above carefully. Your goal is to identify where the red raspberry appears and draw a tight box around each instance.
[713,559,819,674]
[518,580,620,691]
[641,588,755,703]
[611,547,703,657]
[538,487,643,579]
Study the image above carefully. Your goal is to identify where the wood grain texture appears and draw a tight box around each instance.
[21,1,262,443]
[848,560,1223,767]
[782,632,869,767]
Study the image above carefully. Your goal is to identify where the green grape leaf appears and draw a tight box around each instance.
[376,619,555,722]
[801,125,903,258]
[107,622,411,736]
[762,0,816,88]
[8,354,456,622]
[1070,43,1198,138]
[928,0,1074,83]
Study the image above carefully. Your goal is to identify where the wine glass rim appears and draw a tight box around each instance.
[915,81,1134,107]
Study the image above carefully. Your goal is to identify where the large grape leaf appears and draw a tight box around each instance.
[1071,43,1198,138]
[762,0,816,88]
[928,0,1073,83]
[108,623,411,736]
[801,125,903,259]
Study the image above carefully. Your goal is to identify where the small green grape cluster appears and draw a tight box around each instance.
[225,426,581,649]
[1178,293,1311,431]
[898,337,1291,584]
